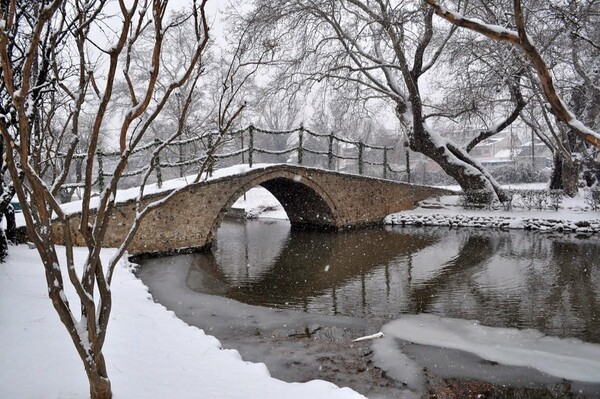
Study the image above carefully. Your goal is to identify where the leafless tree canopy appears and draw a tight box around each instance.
[424,0,600,193]
[236,0,550,198]
[232,0,600,196]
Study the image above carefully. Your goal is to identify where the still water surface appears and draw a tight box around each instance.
[181,218,600,343]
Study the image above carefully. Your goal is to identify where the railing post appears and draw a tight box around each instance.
[248,125,254,168]
[405,143,411,183]
[207,133,214,177]
[97,151,104,192]
[178,141,184,178]
[154,138,162,188]
[297,127,304,165]
[328,132,334,170]
[383,147,388,179]
[240,128,245,165]
[358,141,364,175]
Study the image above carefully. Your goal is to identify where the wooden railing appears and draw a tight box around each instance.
[58,125,405,191]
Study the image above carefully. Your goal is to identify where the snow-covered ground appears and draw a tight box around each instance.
[0,246,363,399]
[231,187,288,220]
[3,176,600,398]
[385,191,600,233]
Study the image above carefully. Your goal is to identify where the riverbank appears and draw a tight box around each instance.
[384,190,600,233]
[0,245,363,399]
[385,209,600,235]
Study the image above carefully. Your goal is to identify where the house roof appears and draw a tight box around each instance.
[494,149,513,159]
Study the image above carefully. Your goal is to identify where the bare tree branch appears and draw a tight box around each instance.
[425,0,600,148]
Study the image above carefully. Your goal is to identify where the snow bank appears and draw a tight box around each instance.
[378,314,600,383]
[0,245,363,399]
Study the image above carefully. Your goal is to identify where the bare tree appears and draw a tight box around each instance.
[425,0,600,195]
[250,92,302,131]
[556,0,600,187]
[237,0,528,198]
[0,1,250,398]
[107,11,219,182]
[0,0,51,259]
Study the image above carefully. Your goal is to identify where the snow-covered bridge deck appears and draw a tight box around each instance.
[52,164,450,254]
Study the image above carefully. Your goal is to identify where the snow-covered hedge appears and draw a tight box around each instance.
[490,163,550,184]
[459,189,567,212]
[460,187,600,213]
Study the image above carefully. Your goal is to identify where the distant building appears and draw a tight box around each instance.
[515,139,553,169]
[406,128,552,182]
[469,136,519,169]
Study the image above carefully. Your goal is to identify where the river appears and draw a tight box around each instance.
[135,218,600,398]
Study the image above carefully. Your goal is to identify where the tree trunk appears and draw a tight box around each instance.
[89,375,111,399]
[561,157,579,197]
[0,204,14,262]
[45,262,113,399]
[408,118,506,200]
[550,152,579,196]
[395,91,505,200]
[5,204,16,243]
[0,228,8,262]
[88,354,112,399]
[550,153,562,190]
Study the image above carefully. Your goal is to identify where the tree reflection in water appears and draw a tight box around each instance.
[181,218,600,343]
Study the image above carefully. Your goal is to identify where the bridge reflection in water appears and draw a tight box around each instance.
[169,218,600,344]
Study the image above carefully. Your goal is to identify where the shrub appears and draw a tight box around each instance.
[585,187,600,211]
[499,189,515,211]
[518,189,549,210]
[519,190,547,210]
[460,189,495,210]
[491,162,550,184]
[518,189,535,210]
[549,190,564,211]
[533,190,549,210]
[516,189,563,211]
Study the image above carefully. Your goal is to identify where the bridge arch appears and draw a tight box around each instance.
[206,169,340,246]
[50,164,451,254]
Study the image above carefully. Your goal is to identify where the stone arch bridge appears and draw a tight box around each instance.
[52,164,451,255]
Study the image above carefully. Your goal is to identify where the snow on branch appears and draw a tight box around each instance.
[425,0,600,149]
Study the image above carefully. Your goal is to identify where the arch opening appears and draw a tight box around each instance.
[207,173,340,250]
[227,187,289,221]
[258,177,337,230]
